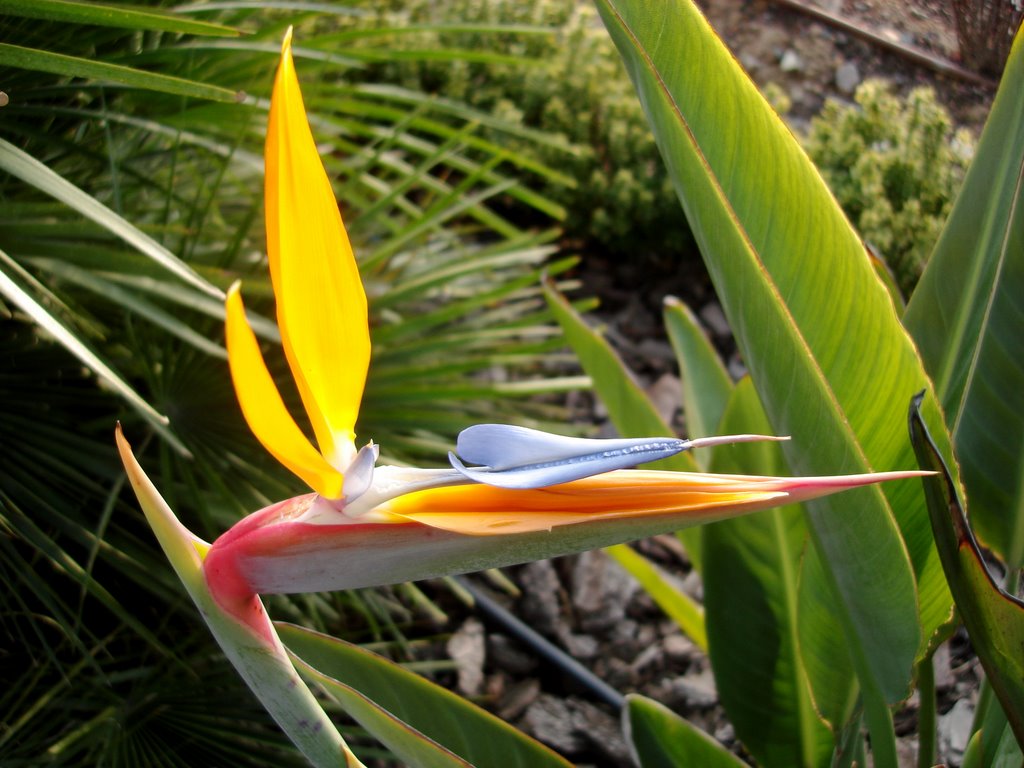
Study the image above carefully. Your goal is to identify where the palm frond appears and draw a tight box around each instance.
[1,3,584,762]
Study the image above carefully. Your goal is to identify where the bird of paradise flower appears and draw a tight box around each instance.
[116,30,928,768]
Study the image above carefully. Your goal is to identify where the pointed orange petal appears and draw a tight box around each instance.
[383,469,927,536]
[266,31,369,470]
[225,283,344,499]
[381,472,779,535]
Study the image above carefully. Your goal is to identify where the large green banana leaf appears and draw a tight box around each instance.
[593,0,955,719]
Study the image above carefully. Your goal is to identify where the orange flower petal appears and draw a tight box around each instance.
[225,283,344,499]
[266,31,369,470]
[382,469,927,536]
[383,472,782,535]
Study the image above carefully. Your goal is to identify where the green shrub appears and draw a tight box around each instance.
[346,5,976,300]
[348,0,693,263]
[805,80,975,295]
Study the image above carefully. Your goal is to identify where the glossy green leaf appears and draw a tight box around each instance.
[594,0,954,707]
[909,394,1024,746]
[663,296,733,470]
[703,378,832,768]
[0,0,238,36]
[278,623,572,768]
[0,43,239,102]
[625,694,749,768]
[903,30,1024,570]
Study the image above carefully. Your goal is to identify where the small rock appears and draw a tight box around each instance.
[522,695,585,754]
[645,373,682,427]
[609,619,642,654]
[714,722,736,745]
[603,656,637,690]
[570,697,633,765]
[498,678,540,721]
[634,622,657,649]
[835,61,861,94]
[779,49,804,72]
[933,642,955,691]
[739,52,763,73]
[662,633,697,663]
[447,618,486,696]
[938,698,974,764]
[788,84,807,109]
[727,352,747,381]
[561,631,600,660]
[488,633,538,675]
[699,301,731,339]
[672,667,718,708]
[518,560,565,636]
[522,695,631,763]
[880,26,901,44]
[638,338,677,372]
[572,550,638,633]
[630,642,663,674]
[680,569,704,602]
[897,735,919,766]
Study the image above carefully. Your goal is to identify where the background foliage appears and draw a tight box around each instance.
[0,2,578,762]
[806,80,975,296]
[346,0,692,264]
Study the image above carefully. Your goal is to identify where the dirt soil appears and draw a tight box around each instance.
[703,0,995,129]
[406,4,999,767]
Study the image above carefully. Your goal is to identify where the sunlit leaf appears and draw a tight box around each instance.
[0,43,240,101]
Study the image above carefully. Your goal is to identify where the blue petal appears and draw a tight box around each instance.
[449,424,688,489]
